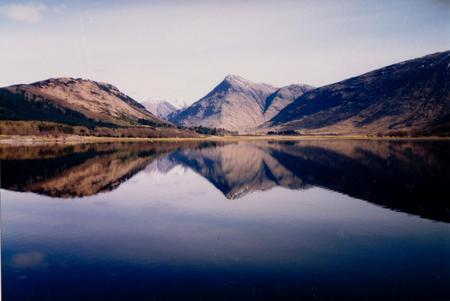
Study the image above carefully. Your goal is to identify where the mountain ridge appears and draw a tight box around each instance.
[266,51,450,136]
[1,51,449,137]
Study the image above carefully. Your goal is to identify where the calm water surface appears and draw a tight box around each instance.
[1,140,449,300]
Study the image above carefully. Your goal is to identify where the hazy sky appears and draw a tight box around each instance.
[0,0,448,105]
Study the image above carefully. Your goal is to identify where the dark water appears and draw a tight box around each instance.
[1,140,449,300]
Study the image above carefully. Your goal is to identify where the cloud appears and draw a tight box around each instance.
[0,2,46,23]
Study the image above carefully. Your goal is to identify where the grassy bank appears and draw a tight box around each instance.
[1,134,449,145]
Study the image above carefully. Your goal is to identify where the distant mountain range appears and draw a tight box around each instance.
[266,51,450,136]
[142,100,182,120]
[169,75,313,133]
[167,51,449,136]
[1,51,448,137]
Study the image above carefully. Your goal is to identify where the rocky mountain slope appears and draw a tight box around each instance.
[0,77,169,128]
[142,100,180,120]
[267,51,450,136]
[170,75,313,133]
[263,84,314,120]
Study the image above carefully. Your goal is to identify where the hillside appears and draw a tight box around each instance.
[267,51,450,136]
[0,77,169,128]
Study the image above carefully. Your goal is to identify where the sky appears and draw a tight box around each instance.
[0,0,448,105]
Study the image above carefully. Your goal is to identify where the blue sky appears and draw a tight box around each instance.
[0,0,448,104]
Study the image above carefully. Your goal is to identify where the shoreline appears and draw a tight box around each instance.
[1,134,449,145]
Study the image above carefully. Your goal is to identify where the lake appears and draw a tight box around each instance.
[1,140,449,300]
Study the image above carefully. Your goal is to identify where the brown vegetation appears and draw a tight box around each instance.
[0,120,199,138]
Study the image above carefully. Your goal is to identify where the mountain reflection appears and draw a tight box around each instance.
[1,140,449,222]
[0,142,208,197]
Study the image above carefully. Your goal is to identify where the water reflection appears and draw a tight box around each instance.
[2,140,449,222]
[2,140,450,300]
[1,142,204,197]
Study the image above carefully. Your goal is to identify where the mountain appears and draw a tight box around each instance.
[267,51,450,136]
[0,77,169,128]
[170,75,313,133]
[170,75,276,132]
[142,100,179,120]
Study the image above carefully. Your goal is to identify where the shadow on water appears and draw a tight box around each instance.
[1,139,450,222]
